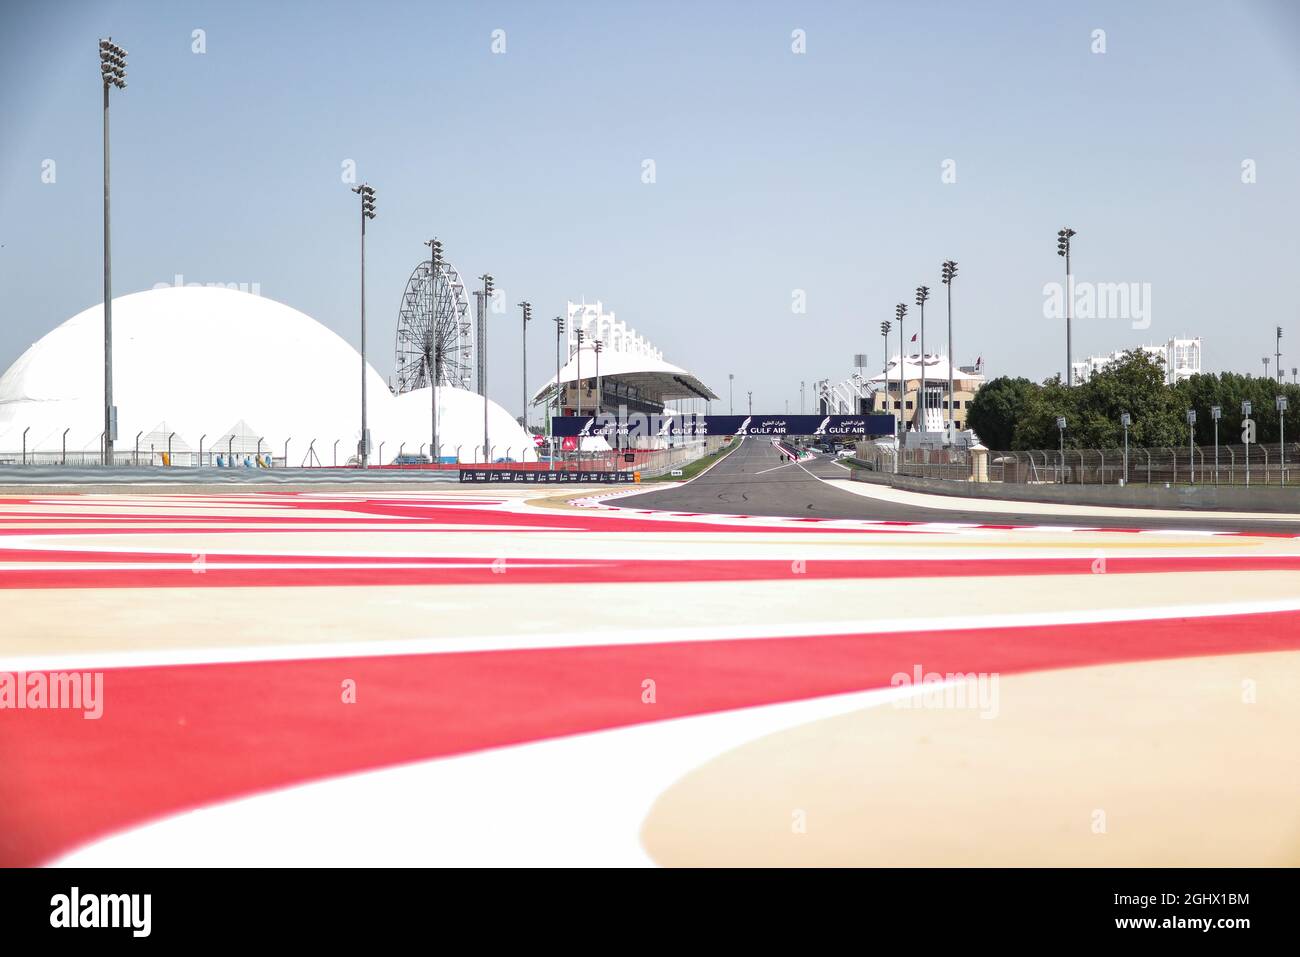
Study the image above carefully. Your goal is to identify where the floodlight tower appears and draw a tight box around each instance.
[351,183,377,465]
[424,237,444,460]
[915,286,930,428]
[575,329,585,417]
[551,315,564,470]
[1057,227,1077,386]
[895,303,907,442]
[479,274,494,461]
[553,315,565,421]
[941,260,958,430]
[99,38,128,465]
[518,301,532,430]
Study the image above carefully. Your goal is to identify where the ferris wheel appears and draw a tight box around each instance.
[393,253,474,394]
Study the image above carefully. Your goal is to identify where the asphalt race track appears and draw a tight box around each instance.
[625,437,1300,533]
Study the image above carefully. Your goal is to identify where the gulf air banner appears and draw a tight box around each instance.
[549,413,896,439]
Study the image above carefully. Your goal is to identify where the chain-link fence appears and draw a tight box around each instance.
[603,437,729,478]
[857,445,973,481]
[0,435,729,476]
[987,443,1298,486]
[857,442,1300,486]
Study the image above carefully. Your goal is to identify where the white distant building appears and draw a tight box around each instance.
[561,300,664,364]
[529,300,718,451]
[531,299,717,418]
[866,353,987,432]
[816,374,873,416]
[1071,337,1202,386]
[1166,337,1202,382]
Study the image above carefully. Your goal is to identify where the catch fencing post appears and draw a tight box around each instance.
[1056,418,1067,483]
[1120,412,1131,483]
[1277,396,1288,485]
[1243,400,1253,486]
[1211,406,1221,484]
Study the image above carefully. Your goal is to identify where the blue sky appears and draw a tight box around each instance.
[2,0,1298,416]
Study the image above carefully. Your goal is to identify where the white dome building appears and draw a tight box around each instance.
[0,286,535,465]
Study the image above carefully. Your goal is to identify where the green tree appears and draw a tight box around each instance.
[1011,375,1073,450]
[1175,372,1300,445]
[1072,350,1183,448]
[966,355,1300,452]
[965,376,1039,450]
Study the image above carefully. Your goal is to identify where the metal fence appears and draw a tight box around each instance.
[860,442,1300,487]
[0,436,729,478]
[621,437,729,478]
[986,443,1298,487]
[423,438,726,478]
[859,445,973,482]
[0,445,551,468]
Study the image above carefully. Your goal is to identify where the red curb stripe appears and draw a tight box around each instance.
[3,608,1298,866]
